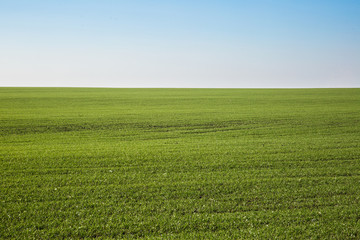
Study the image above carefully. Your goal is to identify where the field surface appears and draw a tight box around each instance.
[1,88,360,239]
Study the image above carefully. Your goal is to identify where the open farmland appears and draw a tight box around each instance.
[1,88,360,239]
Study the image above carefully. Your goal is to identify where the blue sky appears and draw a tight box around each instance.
[1,0,359,87]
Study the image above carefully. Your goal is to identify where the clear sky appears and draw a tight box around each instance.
[1,0,359,88]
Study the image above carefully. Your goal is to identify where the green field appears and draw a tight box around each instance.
[1,88,360,239]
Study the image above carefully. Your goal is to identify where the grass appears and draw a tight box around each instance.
[1,87,360,239]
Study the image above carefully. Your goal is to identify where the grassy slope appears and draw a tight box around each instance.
[1,88,360,239]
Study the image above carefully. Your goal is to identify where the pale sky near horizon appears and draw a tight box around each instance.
[0,0,359,88]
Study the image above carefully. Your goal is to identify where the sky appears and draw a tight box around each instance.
[0,0,359,88]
